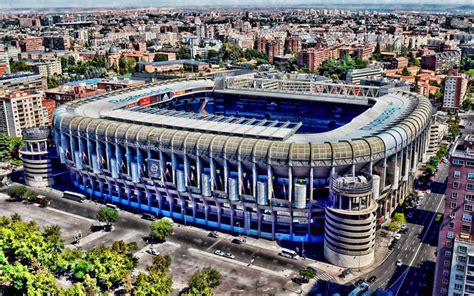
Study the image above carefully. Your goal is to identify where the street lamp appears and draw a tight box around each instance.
[237,221,241,239]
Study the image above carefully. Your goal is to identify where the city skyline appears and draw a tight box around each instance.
[2,0,474,9]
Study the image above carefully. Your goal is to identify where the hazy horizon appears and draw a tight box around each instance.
[2,0,473,9]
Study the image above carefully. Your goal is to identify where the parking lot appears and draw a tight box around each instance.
[0,193,92,244]
[0,191,299,294]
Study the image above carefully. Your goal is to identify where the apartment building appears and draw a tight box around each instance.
[0,91,47,137]
[18,36,45,52]
[346,66,383,84]
[434,135,474,295]
[443,75,469,110]
[30,59,62,79]
[0,73,46,96]
[297,47,333,73]
[421,50,462,74]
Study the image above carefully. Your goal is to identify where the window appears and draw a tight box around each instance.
[454,171,461,178]
[462,225,471,233]
[465,204,473,212]
[467,161,474,167]
[453,159,465,165]
[468,173,474,180]
[463,215,472,223]
[457,264,466,271]
[467,194,474,202]
[456,274,464,281]
[441,288,447,294]
[451,202,458,209]
[449,222,455,228]
[453,192,458,199]
[448,231,455,239]
[442,278,449,284]
[454,283,463,290]
[458,255,467,263]
[447,240,453,248]
[451,211,457,219]
[454,181,460,189]
[445,260,452,267]
[446,250,452,257]
[468,184,474,191]
[459,246,468,254]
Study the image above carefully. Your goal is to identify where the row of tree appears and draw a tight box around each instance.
[0,213,222,295]
[0,133,23,166]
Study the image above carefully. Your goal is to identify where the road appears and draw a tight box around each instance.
[347,162,448,295]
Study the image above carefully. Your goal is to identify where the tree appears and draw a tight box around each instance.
[177,48,192,60]
[133,254,172,295]
[388,212,406,231]
[153,54,168,62]
[401,66,410,76]
[38,197,50,208]
[299,268,316,280]
[23,190,37,202]
[9,59,30,73]
[96,207,118,228]
[7,186,28,200]
[148,254,172,274]
[150,219,173,242]
[462,97,472,111]
[42,225,64,252]
[187,267,222,291]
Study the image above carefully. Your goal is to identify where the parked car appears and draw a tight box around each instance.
[232,238,243,245]
[394,233,401,240]
[142,213,156,221]
[292,277,304,284]
[208,231,219,238]
[354,279,365,286]
[368,276,377,283]
[306,266,318,274]
[147,248,159,255]
[396,259,403,266]
[214,250,224,256]
[224,253,235,259]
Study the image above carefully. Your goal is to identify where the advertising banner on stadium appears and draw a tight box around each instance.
[147,158,161,179]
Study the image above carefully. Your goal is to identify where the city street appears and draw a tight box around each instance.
[347,162,448,295]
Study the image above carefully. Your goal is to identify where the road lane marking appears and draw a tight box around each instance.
[207,239,221,250]
[388,194,444,295]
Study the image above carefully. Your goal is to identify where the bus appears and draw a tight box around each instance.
[63,191,86,203]
[349,283,369,296]
[279,249,298,259]
[105,203,119,210]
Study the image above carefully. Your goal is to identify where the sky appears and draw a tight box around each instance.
[2,0,473,9]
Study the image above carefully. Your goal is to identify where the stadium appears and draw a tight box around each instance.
[53,77,432,267]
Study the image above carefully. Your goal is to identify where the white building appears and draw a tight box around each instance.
[0,91,47,137]
[444,75,469,109]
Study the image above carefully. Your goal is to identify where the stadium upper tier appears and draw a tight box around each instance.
[54,77,432,168]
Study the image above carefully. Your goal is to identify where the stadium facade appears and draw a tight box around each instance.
[53,77,432,267]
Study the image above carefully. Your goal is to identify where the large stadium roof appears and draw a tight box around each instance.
[55,78,432,163]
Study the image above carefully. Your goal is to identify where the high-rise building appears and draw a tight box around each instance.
[297,48,331,73]
[443,75,469,110]
[0,91,47,137]
[434,135,474,295]
[18,36,45,52]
